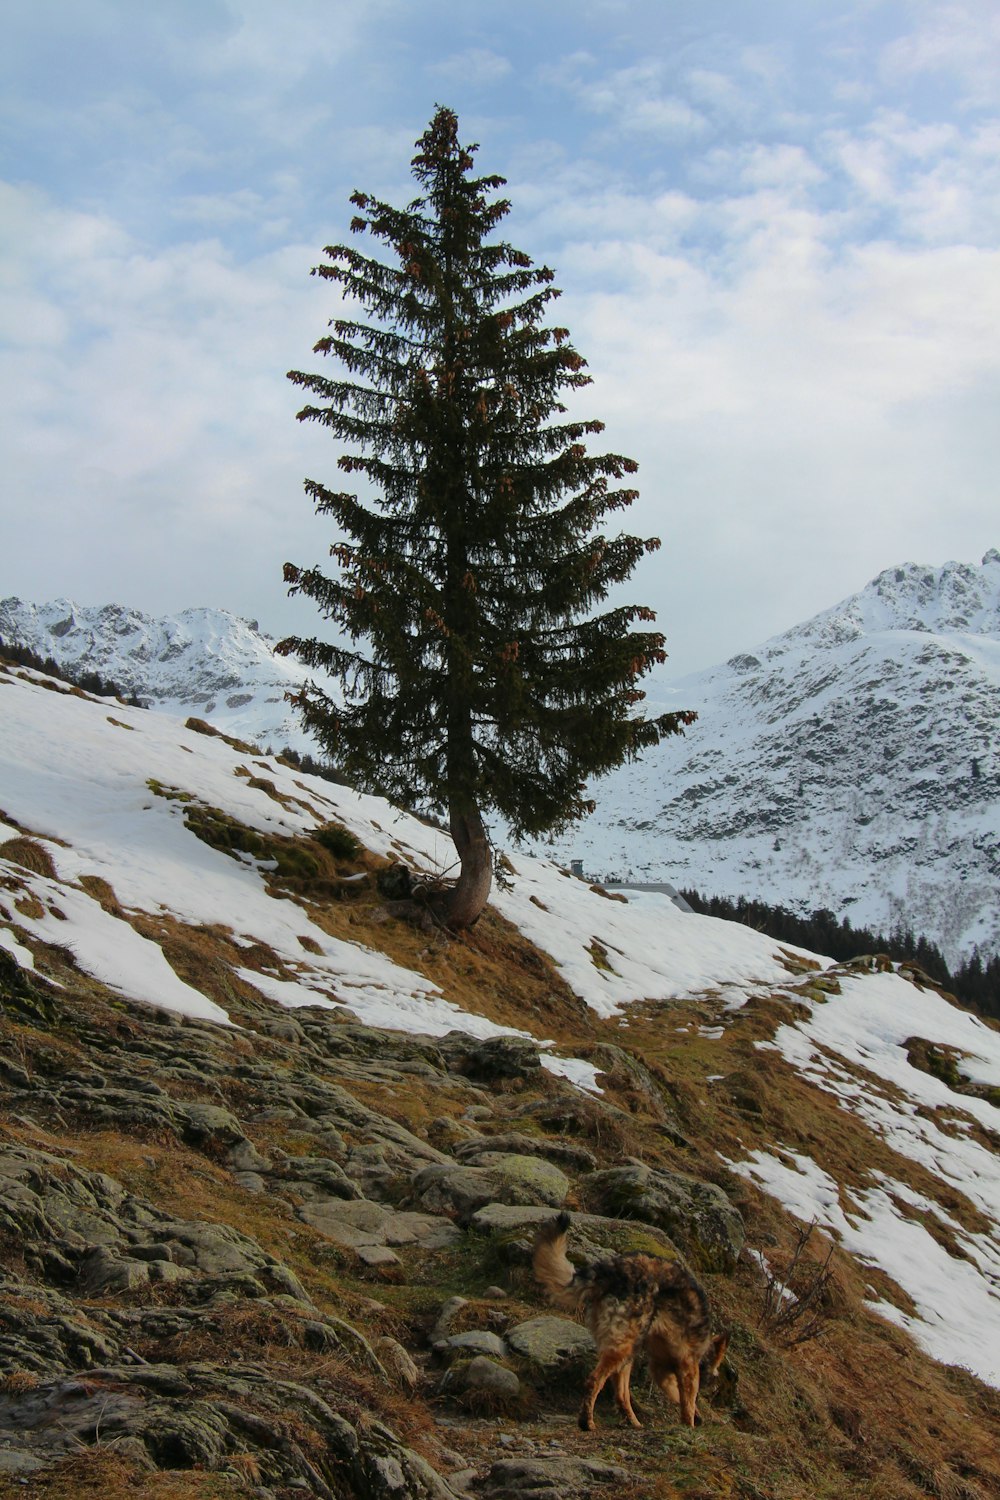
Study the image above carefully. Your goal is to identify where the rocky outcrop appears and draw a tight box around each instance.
[412,1156,570,1222]
[473,1455,628,1498]
[579,1164,745,1273]
[0,949,746,1496]
[0,1364,459,1498]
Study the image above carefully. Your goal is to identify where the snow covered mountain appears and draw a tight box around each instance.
[0,597,311,752]
[5,551,999,965]
[536,551,1000,966]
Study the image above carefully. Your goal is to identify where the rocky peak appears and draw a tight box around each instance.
[0,595,310,750]
[539,553,1000,965]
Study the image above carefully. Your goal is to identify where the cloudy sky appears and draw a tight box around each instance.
[2,0,998,676]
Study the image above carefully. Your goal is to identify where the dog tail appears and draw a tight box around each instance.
[532,1211,583,1312]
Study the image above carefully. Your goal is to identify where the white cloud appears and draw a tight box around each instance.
[2,1,999,676]
[549,56,708,138]
[430,47,512,87]
[881,0,1000,105]
[0,181,332,624]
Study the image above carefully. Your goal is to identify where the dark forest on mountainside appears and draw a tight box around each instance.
[682,888,1000,1021]
[0,636,143,707]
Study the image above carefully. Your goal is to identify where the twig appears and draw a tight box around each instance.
[758,1220,835,1345]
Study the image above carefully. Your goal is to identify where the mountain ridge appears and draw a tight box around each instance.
[4,549,999,964]
[542,550,1000,966]
[0,595,311,752]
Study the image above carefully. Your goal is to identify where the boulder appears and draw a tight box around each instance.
[443,1034,542,1082]
[478,1154,569,1209]
[467,1204,677,1263]
[456,1132,597,1173]
[430,1296,469,1344]
[299,1197,459,1253]
[447,1356,520,1403]
[374,1336,421,1391]
[411,1155,568,1222]
[578,1164,744,1273]
[411,1164,496,1220]
[505,1316,594,1370]
[474,1456,627,1498]
[437,1330,508,1361]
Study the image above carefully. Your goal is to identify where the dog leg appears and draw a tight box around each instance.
[578,1347,626,1431]
[613,1359,643,1428]
[675,1354,700,1428]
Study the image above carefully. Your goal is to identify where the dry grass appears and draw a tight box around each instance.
[12,1450,240,1499]
[6,839,1000,1499]
[0,838,58,879]
[77,875,126,917]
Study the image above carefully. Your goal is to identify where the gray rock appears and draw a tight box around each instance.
[467,1204,676,1263]
[0,1279,119,1378]
[274,1153,361,1200]
[411,1163,496,1220]
[505,1316,595,1369]
[411,1155,568,1222]
[430,1296,468,1344]
[466,1204,557,1236]
[356,1244,402,1268]
[147,1259,194,1285]
[0,1363,459,1498]
[178,1101,246,1149]
[444,1035,542,1082]
[476,1155,569,1210]
[579,1164,745,1273]
[0,1144,307,1296]
[232,1169,268,1193]
[79,1247,152,1294]
[299,1197,459,1254]
[583,1044,679,1123]
[456,1132,597,1173]
[374,1336,421,1391]
[300,1314,388,1376]
[449,1356,520,1401]
[474,1455,627,1498]
[227,1137,272,1174]
[437,1330,508,1361]
[0,1449,49,1475]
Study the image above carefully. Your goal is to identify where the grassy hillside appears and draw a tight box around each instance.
[2,655,1000,1499]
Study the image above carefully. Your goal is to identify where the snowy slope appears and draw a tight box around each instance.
[729,969,1000,1387]
[0,658,809,1075]
[7,556,998,964]
[535,551,1000,965]
[3,658,1000,1389]
[0,597,311,752]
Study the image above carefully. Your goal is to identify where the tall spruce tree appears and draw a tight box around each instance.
[278,107,693,929]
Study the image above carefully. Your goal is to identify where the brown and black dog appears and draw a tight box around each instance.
[533,1211,728,1431]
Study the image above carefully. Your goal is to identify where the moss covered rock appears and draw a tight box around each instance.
[579,1163,744,1274]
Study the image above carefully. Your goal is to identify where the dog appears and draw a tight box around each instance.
[532,1211,728,1431]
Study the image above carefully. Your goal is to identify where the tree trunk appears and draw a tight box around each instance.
[438,803,492,930]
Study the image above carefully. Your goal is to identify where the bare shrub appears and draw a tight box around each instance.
[757,1221,835,1346]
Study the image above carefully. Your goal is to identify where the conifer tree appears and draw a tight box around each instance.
[278,107,693,929]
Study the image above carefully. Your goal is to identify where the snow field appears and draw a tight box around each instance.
[731,970,1000,1386]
